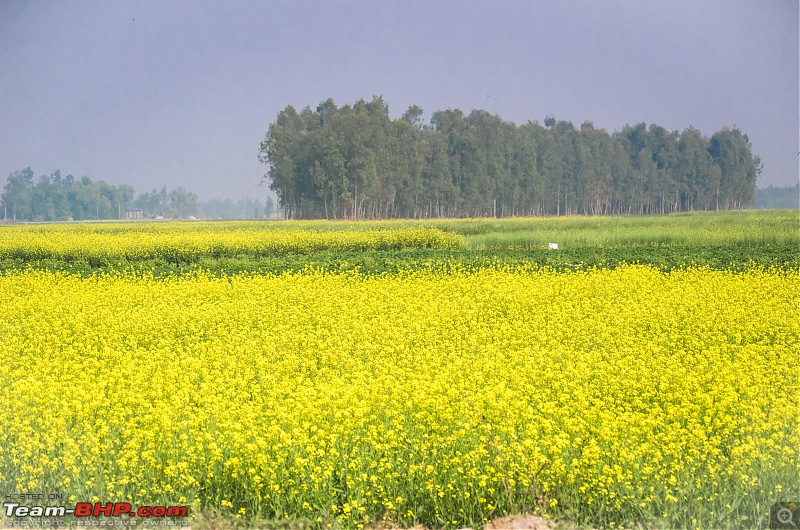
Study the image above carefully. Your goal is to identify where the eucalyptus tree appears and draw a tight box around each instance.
[708,127,761,210]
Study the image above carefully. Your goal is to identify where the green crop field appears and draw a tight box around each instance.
[0,210,797,276]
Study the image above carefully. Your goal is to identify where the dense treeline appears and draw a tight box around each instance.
[260,96,762,219]
[1,168,136,221]
[754,184,800,210]
[0,168,281,221]
[198,196,276,219]
[0,168,199,221]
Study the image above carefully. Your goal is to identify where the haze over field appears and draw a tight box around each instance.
[1,0,797,201]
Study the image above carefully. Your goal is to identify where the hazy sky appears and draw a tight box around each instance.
[1,0,797,201]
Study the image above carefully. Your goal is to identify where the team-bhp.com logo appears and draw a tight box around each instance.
[4,496,189,527]
[5,503,188,518]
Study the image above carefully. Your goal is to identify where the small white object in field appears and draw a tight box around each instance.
[548,243,559,250]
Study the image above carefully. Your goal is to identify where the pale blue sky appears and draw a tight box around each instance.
[1,0,797,200]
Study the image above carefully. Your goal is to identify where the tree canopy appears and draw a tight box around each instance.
[259,96,762,219]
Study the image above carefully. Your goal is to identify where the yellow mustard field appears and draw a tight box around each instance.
[0,266,798,529]
[0,224,464,261]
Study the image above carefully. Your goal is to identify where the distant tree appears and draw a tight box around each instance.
[133,189,163,217]
[31,171,57,221]
[69,176,101,220]
[265,195,275,217]
[112,184,135,218]
[164,187,197,218]
[2,167,34,220]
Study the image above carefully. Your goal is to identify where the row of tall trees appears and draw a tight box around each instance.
[0,169,199,221]
[260,96,762,219]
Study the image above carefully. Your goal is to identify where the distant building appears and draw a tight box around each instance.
[125,208,144,220]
